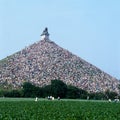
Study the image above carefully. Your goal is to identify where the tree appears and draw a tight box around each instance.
[22,82,37,97]
[67,85,80,99]
[66,85,88,99]
[105,89,118,100]
[3,89,22,97]
[42,85,51,97]
[89,92,106,100]
[0,90,4,97]
[51,80,67,98]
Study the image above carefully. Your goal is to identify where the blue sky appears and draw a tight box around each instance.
[0,0,120,79]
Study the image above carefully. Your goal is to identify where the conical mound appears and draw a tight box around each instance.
[0,39,119,92]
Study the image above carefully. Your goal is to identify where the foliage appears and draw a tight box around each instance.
[3,90,23,97]
[22,82,39,97]
[105,89,118,100]
[67,85,87,99]
[42,85,51,97]
[0,80,119,100]
[0,99,120,120]
[50,80,67,98]
[67,85,80,99]
[0,90,5,97]
[89,92,106,100]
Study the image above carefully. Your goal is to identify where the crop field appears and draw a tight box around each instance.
[0,98,120,120]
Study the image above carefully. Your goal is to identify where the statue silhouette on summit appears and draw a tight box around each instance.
[41,27,49,40]
[41,27,49,36]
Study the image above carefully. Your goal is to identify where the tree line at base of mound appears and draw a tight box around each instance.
[0,79,120,100]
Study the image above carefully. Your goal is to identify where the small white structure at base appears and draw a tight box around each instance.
[48,96,54,100]
[114,99,119,103]
[35,97,38,102]
[52,97,54,100]
[108,99,111,102]
[57,96,60,100]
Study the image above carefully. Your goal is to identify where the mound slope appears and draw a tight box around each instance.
[0,38,119,92]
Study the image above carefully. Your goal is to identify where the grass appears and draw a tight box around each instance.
[0,98,120,120]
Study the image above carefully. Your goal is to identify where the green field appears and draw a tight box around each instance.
[0,98,120,120]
